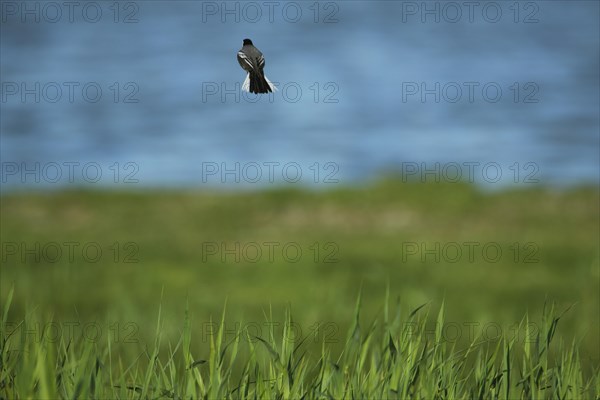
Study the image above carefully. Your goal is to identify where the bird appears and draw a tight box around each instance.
[237,39,277,94]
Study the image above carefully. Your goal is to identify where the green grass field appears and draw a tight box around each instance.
[1,180,599,398]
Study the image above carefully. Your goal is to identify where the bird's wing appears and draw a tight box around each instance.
[237,51,255,72]
[257,54,265,69]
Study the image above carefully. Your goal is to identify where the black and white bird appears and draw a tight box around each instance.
[237,39,277,94]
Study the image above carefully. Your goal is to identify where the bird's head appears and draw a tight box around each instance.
[242,38,253,46]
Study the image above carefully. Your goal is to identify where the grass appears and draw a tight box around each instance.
[1,179,599,398]
[1,287,598,399]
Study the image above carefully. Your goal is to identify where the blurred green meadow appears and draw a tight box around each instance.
[1,180,599,397]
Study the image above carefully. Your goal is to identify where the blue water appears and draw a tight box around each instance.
[1,1,598,190]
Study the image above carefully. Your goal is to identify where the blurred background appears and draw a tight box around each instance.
[1,1,599,366]
[2,1,599,188]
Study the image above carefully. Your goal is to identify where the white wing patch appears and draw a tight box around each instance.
[238,51,254,70]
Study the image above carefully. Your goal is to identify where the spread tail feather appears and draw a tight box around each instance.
[242,72,277,94]
[242,73,251,92]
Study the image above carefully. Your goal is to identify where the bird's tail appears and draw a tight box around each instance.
[242,72,277,94]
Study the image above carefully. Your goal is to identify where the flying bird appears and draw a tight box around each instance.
[237,39,277,94]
